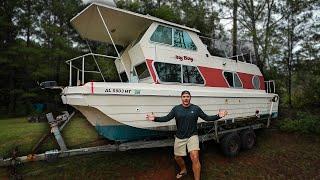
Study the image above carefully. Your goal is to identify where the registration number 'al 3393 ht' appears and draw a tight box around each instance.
[105,88,132,94]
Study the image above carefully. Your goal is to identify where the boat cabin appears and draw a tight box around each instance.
[69,3,271,92]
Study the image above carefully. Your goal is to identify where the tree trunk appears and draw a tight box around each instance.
[287,2,294,108]
[249,0,263,74]
[252,20,262,71]
[232,0,238,57]
[157,0,161,8]
[26,0,31,47]
[262,0,273,68]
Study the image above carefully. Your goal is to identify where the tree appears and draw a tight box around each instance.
[232,0,238,57]
[0,0,21,115]
[238,0,266,71]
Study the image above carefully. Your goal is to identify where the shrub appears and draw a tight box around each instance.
[279,112,320,134]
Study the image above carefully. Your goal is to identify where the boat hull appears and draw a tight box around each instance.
[62,83,279,141]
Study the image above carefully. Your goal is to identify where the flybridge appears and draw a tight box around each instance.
[70,2,199,46]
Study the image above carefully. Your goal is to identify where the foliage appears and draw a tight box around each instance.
[1,0,87,117]
[279,111,320,134]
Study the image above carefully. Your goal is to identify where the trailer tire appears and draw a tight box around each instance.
[240,130,256,150]
[220,133,241,157]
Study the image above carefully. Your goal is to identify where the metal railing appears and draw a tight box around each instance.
[227,52,253,64]
[264,80,276,93]
[65,53,119,86]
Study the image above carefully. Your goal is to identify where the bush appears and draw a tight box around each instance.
[279,112,320,134]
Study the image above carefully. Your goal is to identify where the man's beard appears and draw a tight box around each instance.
[183,100,190,105]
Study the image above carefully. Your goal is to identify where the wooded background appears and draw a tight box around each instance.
[0,0,319,117]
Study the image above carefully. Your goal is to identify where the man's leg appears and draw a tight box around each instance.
[174,156,187,174]
[189,150,201,180]
[174,137,188,178]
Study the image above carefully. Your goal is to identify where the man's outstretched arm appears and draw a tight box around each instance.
[199,107,227,121]
[146,107,175,122]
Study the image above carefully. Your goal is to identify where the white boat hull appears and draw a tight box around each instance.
[62,82,279,132]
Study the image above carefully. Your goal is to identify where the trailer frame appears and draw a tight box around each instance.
[0,110,272,167]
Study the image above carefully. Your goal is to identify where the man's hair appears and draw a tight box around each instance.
[181,90,191,97]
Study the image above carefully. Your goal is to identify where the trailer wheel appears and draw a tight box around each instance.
[220,133,241,157]
[240,130,256,150]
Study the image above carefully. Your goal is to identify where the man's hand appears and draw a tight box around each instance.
[146,112,155,121]
[218,109,228,118]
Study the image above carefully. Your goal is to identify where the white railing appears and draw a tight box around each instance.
[227,52,253,64]
[264,80,276,93]
[65,53,119,86]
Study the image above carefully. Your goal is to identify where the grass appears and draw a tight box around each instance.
[0,117,51,156]
[0,116,320,179]
[0,115,103,157]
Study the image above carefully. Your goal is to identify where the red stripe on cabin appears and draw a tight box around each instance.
[146,59,158,83]
[259,76,265,90]
[146,60,265,90]
[237,72,254,89]
[198,66,229,87]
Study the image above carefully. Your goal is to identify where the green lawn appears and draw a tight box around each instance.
[0,115,103,157]
[0,116,319,179]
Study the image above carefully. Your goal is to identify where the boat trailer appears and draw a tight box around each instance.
[0,109,273,167]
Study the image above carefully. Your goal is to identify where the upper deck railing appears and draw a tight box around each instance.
[227,52,253,64]
[65,53,119,86]
[264,80,276,93]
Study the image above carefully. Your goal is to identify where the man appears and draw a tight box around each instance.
[146,90,227,180]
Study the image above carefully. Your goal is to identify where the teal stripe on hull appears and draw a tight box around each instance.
[95,124,168,142]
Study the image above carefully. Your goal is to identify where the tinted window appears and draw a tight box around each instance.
[252,75,260,89]
[234,73,242,88]
[154,62,181,83]
[150,25,172,45]
[224,72,243,88]
[183,66,204,84]
[174,29,197,50]
[135,62,150,79]
[120,72,128,82]
[224,72,234,87]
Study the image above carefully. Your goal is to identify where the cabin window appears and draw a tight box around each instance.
[120,71,128,82]
[150,25,197,51]
[150,25,172,45]
[234,73,242,88]
[223,71,243,88]
[224,72,234,87]
[134,62,150,79]
[182,65,204,84]
[252,75,260,89]
[174,29,197,50]
[154,62,181,83]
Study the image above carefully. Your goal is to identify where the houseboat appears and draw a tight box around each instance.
[61,3,279,141]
